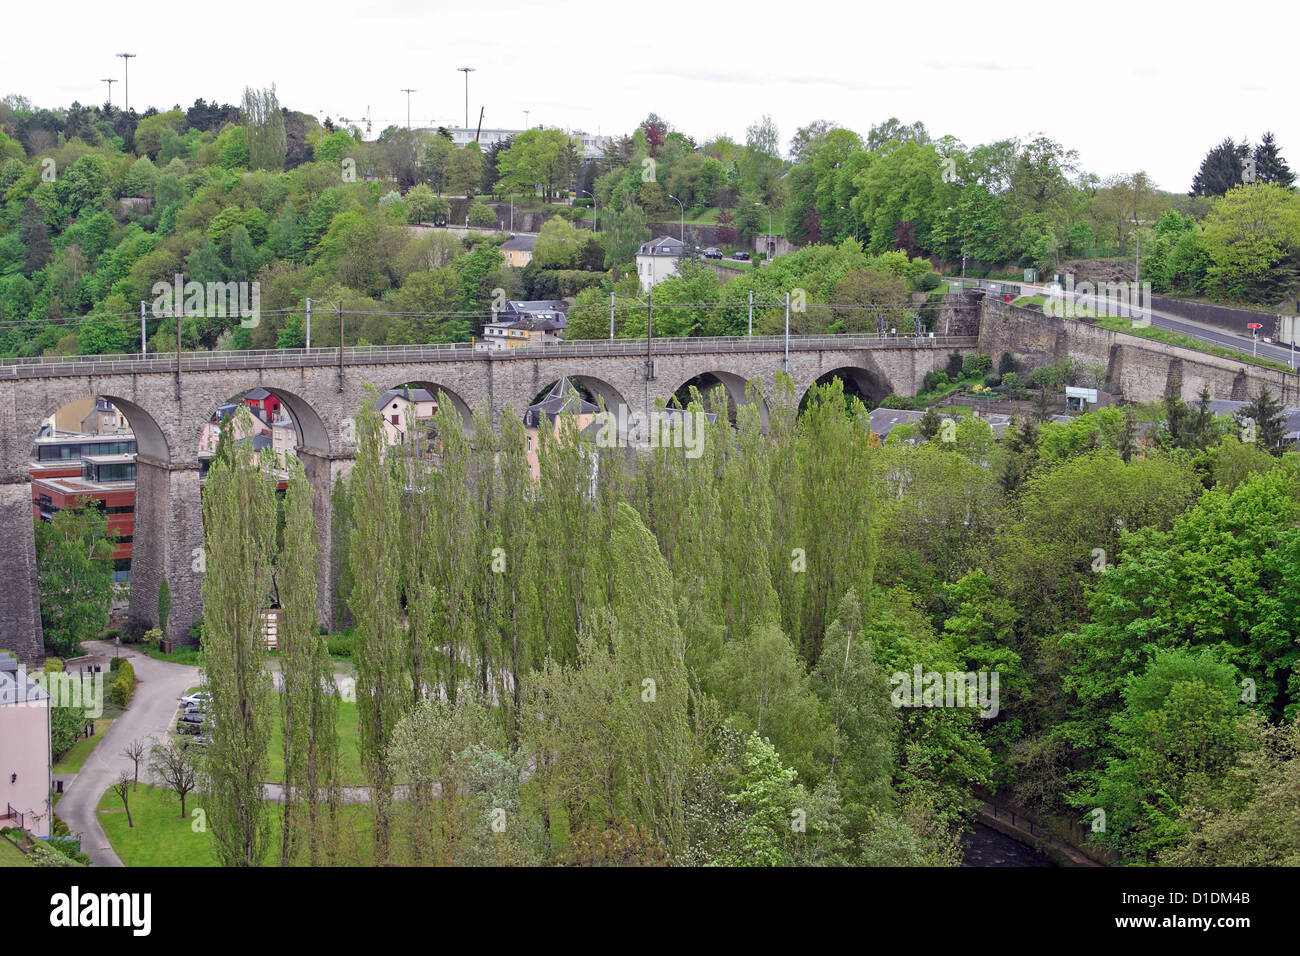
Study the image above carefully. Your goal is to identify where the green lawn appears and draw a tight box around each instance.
[0,835,32,867]
[265,699,364,786]
[99,783,387,866]
[136,643,202,665]
[53,713,119,774]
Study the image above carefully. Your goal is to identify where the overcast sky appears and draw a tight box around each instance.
[4,0,1291,191]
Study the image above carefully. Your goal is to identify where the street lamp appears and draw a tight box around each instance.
[400,88,416,129]
[101,78,116,106]
[668,194,685,243]
[754,202,772,260]
[456,67,475,130]
[116,53,136,112]
[581,189,598,232]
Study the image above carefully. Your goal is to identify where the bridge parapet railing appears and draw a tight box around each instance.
[0,335,980,378]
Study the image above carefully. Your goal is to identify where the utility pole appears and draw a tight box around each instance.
[338,302,345,392]
[400,88,416,129]
[305,297,311,350]
[457,67,475,130]
[748,290,753,336]
[102,78,116,106]
[140,300,146,355]
[609,291,615,340]
[784,292,790,373]
[116,53,136,111]
[523,109,530,129]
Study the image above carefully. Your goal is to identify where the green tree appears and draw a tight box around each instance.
[198,408,275,867]
[36,499,116,657]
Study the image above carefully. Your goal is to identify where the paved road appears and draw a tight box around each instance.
[1016,281,1300,369]
[55,642,199,867]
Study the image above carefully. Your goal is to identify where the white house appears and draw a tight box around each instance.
[636,236,687,292]
[0,652,51,839]
[375,387,438,446]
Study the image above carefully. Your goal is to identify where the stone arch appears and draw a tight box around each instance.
[670,370,769,427]
[799,363,893,410]
[382,380,475,430]
[525,374,632,418]
[33,391,170,466]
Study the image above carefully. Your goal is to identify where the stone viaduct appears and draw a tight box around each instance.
[0,332,971,661]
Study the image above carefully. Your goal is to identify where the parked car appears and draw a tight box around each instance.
[176,720,201,735]
[703,247,723,260]
[178,713,204,725]
[731,251,750,261]
[181,691,210,708]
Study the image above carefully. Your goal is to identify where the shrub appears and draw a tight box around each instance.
[998,351,1017,377]
[43,658,64,673]
[962,353,993,377]
[916,271,941,292]
[467,202,496,227]
[877,394,916,410]
[983,372,1002,388]
[189,618,205,647]
[109,657,123,673]
[143,628,164,645]
[945,353,965,379]
[326,631,355,658]
[109,660,135,707]
[921,370,950,393]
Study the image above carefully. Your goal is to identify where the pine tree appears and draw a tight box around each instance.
[1253,132,1295,187]
[1190,138,1249,197]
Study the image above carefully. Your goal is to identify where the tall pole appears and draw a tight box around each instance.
[748,290,753,336]
[116,53,135,112]
[784,291,790,372]
[457,67,475,130]
[102,78,116,106]
[609,291,615,340]
[401,88,416,129]
[140,300,146,355]
[338,302,344,392]
[668,194,684,242]
[305,297,311,350]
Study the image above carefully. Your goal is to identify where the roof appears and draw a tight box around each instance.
[867,407,927,437]
[245,387,273,400]
[524,377,600,427]
[0,652,49,705]
[375,387,436,409]
[500,234,536,251]
[638,236,687,257]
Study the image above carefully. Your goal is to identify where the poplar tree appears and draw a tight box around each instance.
[277,458,340,865]
[347,391,408,863]
[199,408,275,867]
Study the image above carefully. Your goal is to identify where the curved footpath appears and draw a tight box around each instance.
[54,642,199,867]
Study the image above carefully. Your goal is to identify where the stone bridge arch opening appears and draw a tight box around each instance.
[528,376,631,419]
[194,386,331,473]
[800,365,892,412]
[671,371,769,427]
[24,394,169,658]
[380,381,474,432]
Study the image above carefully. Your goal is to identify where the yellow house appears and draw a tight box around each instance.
[500,234,535,267]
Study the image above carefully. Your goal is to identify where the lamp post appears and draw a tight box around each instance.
[456,67,475,130]
[668,194,685,243]
[400,88,416,129]
[581,189,598,232]
[116,53,136,112]
[754,202,772,260]
[101,78,116,106]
